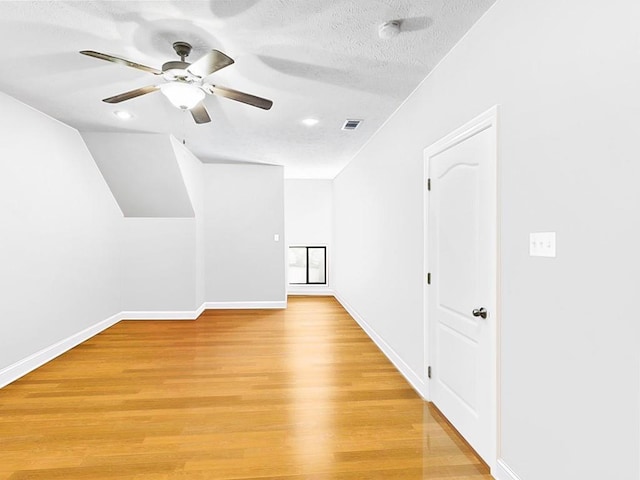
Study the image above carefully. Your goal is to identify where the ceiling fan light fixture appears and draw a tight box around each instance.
[160,82,205,110]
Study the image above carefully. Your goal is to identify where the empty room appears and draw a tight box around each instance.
[0,1,638,479]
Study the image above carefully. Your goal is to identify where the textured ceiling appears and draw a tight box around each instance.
[0,0,495,178]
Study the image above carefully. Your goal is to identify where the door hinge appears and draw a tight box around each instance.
[427,178,431,191]
[428,366,432,379]
[427,272,431,285]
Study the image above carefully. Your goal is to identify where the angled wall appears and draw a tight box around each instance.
[82,133,194,218]
[0,92,122,377]
[82,133,201,314]
[333,1,640,479]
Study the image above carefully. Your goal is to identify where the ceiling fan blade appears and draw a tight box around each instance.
[187,50,234,78]
[80,50,162,75]
[102,85,159,104]
[190,102,211,124]
[206,85,273,110]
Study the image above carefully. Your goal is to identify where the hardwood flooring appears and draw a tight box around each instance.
[0,296,492,479]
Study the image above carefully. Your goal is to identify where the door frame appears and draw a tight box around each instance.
[423,105,501,470]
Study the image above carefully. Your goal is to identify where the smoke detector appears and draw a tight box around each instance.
[378,20,401,39]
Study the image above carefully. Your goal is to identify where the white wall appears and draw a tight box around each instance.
[0,92,121,372]
[333,1,640,479]
[120,218,196,313]
[284,179,332,294]
[204,164,286,305]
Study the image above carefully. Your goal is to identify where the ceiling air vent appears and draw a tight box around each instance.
[342,119,362,131]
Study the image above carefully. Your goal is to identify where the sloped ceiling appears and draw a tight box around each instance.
[0,0,496,178]
[83,133,195,218]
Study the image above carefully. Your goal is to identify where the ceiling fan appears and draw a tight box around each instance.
[80,41,273,124]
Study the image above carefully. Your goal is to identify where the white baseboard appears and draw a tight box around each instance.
[334,292,427,399]
[287,289,335,296]
[204,300,287,309]
[494,459,521,480]
[121,303,206,320]
[0,312,122,389]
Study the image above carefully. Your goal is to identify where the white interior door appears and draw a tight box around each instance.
[425,107,498,468]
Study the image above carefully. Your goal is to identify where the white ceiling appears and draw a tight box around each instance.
[0,0,495,178]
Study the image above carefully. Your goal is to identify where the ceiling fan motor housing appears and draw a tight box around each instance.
[163,42,196,81]
[162,60,190,71]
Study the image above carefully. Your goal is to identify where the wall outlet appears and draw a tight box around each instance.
[529,232,556,257]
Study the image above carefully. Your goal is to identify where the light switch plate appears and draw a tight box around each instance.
[274,234,280,242]
[530,232,556,257]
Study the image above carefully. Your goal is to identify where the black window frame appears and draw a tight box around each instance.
[288,246,327,285]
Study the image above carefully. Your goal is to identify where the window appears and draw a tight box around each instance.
[288,246,327,285]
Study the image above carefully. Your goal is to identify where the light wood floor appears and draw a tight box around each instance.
[0,296,492,479]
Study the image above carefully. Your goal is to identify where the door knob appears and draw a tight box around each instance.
[472,307,487,319]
